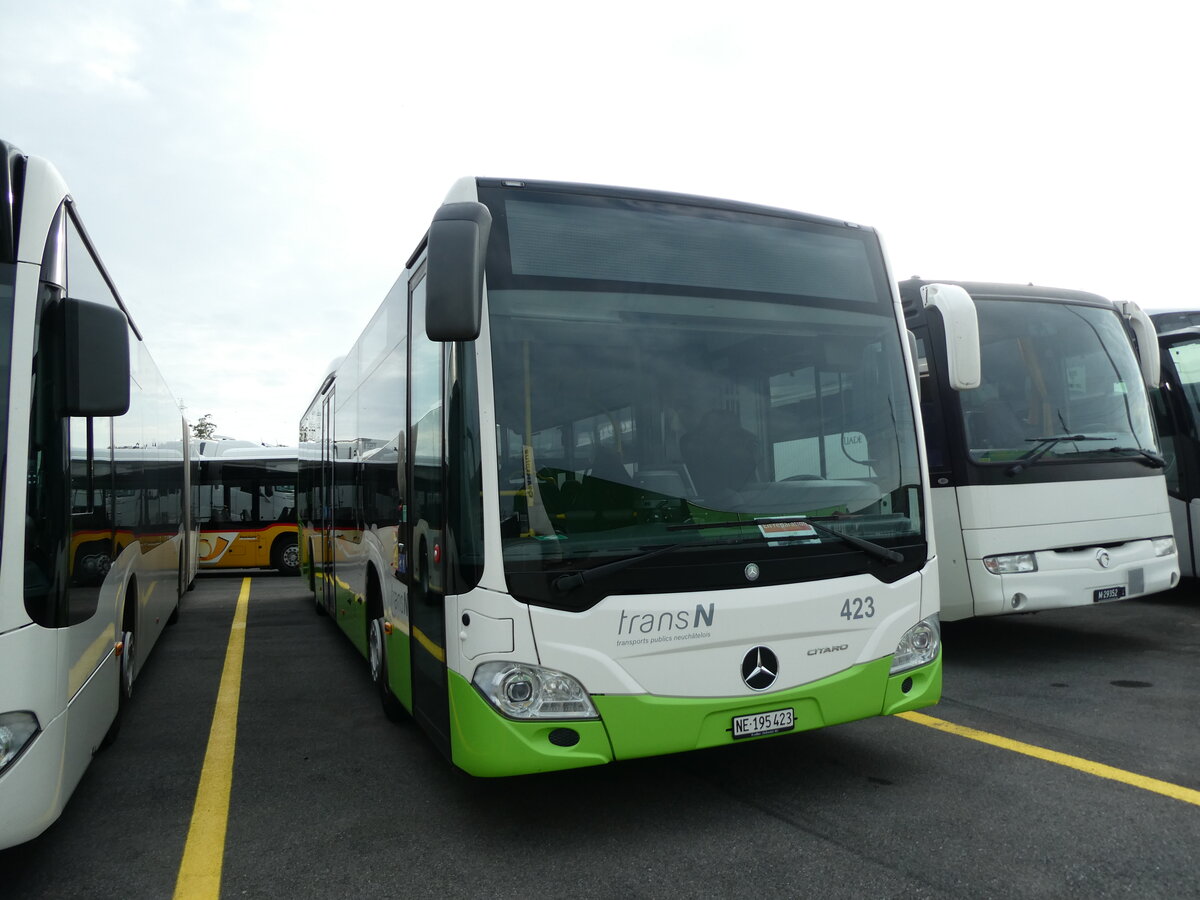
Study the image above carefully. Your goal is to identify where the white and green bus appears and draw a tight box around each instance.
[299,179,972,776]
[0,140,197,847]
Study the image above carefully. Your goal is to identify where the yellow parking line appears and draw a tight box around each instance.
[173,577,251,900]
[898,710,1200,807]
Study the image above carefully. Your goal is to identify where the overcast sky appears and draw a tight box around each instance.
[2,1,1196,445]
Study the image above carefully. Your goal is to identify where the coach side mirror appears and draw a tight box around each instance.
[1115,300,1161,389]
[63,296,130,416]
[921,283,981,391]
[426,201,492,342]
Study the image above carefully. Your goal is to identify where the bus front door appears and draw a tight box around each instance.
[406,274,451,756]
[319,389,337,616]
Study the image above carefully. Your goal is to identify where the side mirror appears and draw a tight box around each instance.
[1115,300,1161,389]
[64,297,130,416]
[426,201,492,342]
[921,283,981,391]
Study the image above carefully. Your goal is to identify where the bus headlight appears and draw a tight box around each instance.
[890,616,940,674]
[472,662,599,720]
[982,552,1037,575]
[0,711,40,773]
[1152,536,1176,558]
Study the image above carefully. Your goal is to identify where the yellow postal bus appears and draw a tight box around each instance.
[196,443,299,575]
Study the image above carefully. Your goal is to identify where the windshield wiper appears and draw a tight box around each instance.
[551,536,765,595]
[1005,434,1111,476]
[670,517,904,564]
[1105,446,1167,468]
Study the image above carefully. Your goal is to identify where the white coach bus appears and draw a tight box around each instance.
[901,277,1178,621]
[0,140,196,848]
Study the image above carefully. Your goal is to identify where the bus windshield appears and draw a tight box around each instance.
[481,187,923,574]
[961,300,1157,464]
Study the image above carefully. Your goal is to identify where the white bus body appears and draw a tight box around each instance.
[903,278,1178,621]
[1149,311,1200,577]
[0,140,195,848]
[298,179,964,776]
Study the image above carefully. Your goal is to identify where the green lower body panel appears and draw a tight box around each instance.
[596,653,941,760]
[447,652,941,776]
[448,673,615,776]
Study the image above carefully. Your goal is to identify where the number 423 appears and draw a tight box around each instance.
[840,596,875,620]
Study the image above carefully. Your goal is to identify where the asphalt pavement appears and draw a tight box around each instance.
[2,573,1197,899]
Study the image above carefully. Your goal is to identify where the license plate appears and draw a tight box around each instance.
[731,708,794,740]
[1093,585,1126,602]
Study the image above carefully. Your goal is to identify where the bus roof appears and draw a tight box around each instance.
[198,440,297,459]
[898,277,1114,319]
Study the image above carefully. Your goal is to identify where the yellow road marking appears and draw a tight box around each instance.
[173,577,251,899]
[898,710,1200,807]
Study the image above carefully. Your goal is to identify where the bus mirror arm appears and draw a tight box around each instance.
[426,201,492,342]
[921,283,981,391]
[63,296,131,417]
[1115,300,1161,388]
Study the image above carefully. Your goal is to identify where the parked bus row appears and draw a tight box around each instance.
[1,140,1181,848]
[294,177,1178,780]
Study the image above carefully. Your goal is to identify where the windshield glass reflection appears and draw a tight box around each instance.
[490,289,922,567]
[963,300,1157,464]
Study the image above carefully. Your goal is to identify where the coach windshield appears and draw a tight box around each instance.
[962,299,1158,466]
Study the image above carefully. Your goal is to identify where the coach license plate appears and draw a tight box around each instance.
[1093,585,1126,602]
[731,708,794,740]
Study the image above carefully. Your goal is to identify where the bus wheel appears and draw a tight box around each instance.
[369,617,405,722]
[102,590,137,748]
[119,628,136,701]
[272,535,300,576]
[99,633,133,750]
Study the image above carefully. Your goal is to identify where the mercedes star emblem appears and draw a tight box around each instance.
[741,646,779,691]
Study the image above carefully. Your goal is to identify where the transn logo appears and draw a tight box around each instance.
[617,603,714,635]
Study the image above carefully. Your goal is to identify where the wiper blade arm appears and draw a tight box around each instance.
[670,517,904,564]
[1106,446,1167,468]
[1006,434,1111,476]
[552,537,759,595]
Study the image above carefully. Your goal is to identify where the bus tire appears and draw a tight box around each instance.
[272,534,300,576]
[102,584,138,749]
[369,616,406,722]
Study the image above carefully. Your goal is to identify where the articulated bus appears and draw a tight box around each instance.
[195,442,299,575]
[901,278,1178,621]
[299,178,979,777]
[0,140,197,848]
[1148,310,1200,577]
